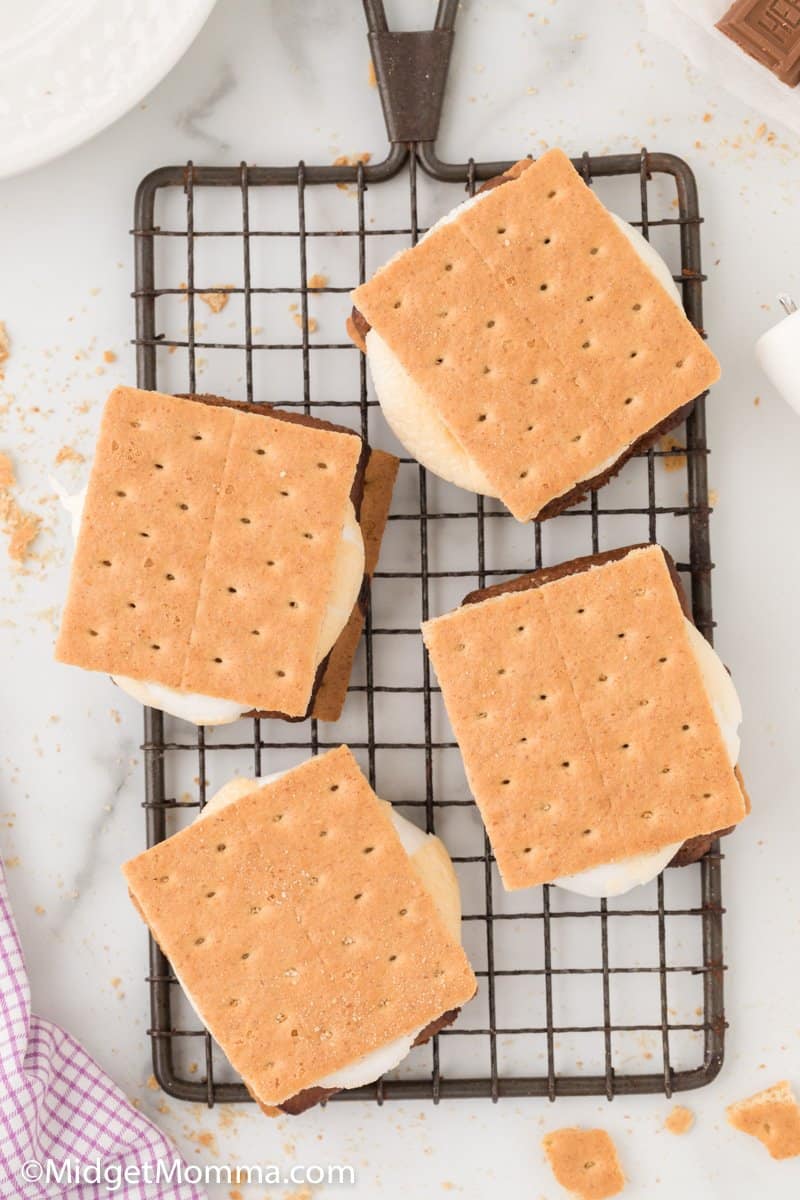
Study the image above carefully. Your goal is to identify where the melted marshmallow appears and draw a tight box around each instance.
[195,772,462,1100]
[366,200,682,498]
[60,485,365,725]
[553,616,742,898]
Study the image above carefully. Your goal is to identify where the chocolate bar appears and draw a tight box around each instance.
[717,0,800,86]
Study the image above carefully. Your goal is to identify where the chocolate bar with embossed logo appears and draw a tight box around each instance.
[717,0,800,86]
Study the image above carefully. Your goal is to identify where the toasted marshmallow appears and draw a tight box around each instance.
[197,773,462,1098]
[366,204,682,498]
[554,616,742,898]
[60,486,365,725]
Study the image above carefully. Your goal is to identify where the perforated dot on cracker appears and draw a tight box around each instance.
[422,544,747,890]
[352,147,720,522]
[55,387,397,722]
[122,746,476,1112]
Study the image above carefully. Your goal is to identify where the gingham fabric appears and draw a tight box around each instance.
[0,861,205,1199]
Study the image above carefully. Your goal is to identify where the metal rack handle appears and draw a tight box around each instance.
[362,0,457,144]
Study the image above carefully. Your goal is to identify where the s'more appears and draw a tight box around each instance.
[350,148,720,522]
[423,545,748,895]
[123,745,476,1115]
[55,387,397,725]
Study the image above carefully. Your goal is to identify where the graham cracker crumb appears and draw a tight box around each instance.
[103,350,117,364]
[146,1074,159,1091]
[54,445,84,465]
[34,905,45,916]
[665,1105,694,1135]
[727,1080,800,1160]
[0,453,13,490]
[0,454,41,564]
[334,151,372,191]
[754,395,761,407]
[368,59,377,87]
[0,323,9,377]
[199,286,234,314]
[308,273,328,291]
[660,435,686,472]
[543,1127,625,1200]
[703,112,713,123]
[292,313,318,334]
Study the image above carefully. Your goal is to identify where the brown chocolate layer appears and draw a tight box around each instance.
[716,0,800,87]
[348,166,701,522]
[179,393,370,723]
[461,545,740,870]
[273,1005,464,1115]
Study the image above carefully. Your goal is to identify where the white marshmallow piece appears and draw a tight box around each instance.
[756,304,800,415]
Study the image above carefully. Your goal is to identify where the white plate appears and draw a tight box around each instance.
[0,0,218,180]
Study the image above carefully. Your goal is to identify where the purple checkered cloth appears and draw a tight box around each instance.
[0,861,205,1199]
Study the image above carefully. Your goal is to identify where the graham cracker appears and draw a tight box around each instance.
[123,746,476,1106]
[55,388,363,718]
[312,449,399,722]
[542,1128,625,1200]
[727,1080,800,1160]
[422,545,746,889]
[353,148,719,522]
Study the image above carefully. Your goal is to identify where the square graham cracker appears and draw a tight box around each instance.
[122,746,476,1106]
[422,545,747,889]
[312,449,399,722]
[353,148,719,522]
[55,388,364,718]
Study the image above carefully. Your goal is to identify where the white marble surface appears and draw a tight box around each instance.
[0,1,799,1197]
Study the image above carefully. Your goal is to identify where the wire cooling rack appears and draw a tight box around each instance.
[132,0,726,1106]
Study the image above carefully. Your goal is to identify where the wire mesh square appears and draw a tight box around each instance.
[133,146,725,1106]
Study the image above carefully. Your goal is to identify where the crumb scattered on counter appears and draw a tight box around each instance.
[665,1105,694,1135]
[0,323,9,378]
[543,1127,625,1199]
[0,453,42,564]
[307,273,328,291]
[703,112,713,122]
[660,435,686,472]
[54,445,84,465]
[146,1074,159,1091]
[334,151,372,192]
[708,488,719,505]
[293,313,318,334]
[0,454,13,490]
[103,349,117,363]
[199,286,234,314]
[368,59,377,87]
[34,905,45,916]
[727,1080,800,1160]
[754,395,761,406]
